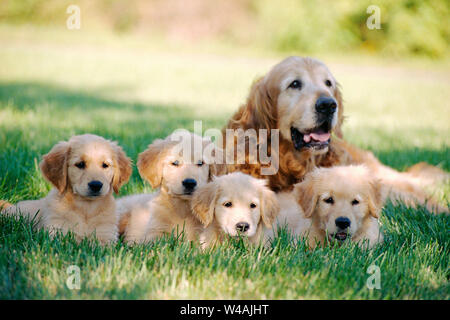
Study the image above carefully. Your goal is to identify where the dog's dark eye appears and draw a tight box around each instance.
[171,160,180,167]
[288,80,302,90]
[351,199,359,205]
[223,202,232,208]
[250,203,257,209]
[324,197,334,204]
[197,160,204,167]
[325,79,332,87]
[75,161,86,169]
[102,163,109,169]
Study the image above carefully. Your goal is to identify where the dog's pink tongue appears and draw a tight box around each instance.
[303,135,312,143]
[310,131,330,142]
[303,131,330,143]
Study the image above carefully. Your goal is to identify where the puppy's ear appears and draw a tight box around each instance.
[112,144,132,194]
[40,141,70,194]
[368,179,383,219]
[333,84,344,139]
[260,186,279,228]
[191,181,218,227]
[294,178,318,218]
[137,139,167,189]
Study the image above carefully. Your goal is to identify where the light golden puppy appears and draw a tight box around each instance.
[1,134,132,244]
[191,172,279,248]
[117,131,225,244]
[292,165,384,248]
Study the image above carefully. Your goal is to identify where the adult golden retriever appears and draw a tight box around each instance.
[223,56,448,213]
[1,134,132,244]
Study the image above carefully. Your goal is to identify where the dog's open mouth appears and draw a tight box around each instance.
[291,122,331,151]
[329,231,349,242]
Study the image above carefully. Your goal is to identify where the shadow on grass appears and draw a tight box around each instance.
[375,147,450,171]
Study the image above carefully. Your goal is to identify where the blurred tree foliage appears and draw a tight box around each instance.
[0,0,448,58]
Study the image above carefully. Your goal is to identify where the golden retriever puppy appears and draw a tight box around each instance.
[117,131,225,244]
[292,165,384,248]
[191,172,279,248]
[1,134,132,244]
[223,56,448,214]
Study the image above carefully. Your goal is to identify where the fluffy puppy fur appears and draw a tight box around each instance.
[1,134,132,244]
[223,56,448,214]
[117,132,225,244]
[291,165,384,248]
[191,172,279,248]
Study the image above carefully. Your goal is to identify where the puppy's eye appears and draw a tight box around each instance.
[288,80,302,90]
[325,79,333,87]
[102,163,109,169]
[223,202,232,208]
[75,161,86,169]
[250,203,257,209]
[324,197,334,204]
[351,199,359,205]
[171,160,180,167]
[197,160,204,167]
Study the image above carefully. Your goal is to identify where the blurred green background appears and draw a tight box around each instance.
[1,0,449,59]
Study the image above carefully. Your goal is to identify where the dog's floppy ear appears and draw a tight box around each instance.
[241,77,279,130]
[40,141,70,194]
[333,84,344,139]
[112,144,132,194]
[260,185,279,228]
[294,177,318,218]
[191,181,219,227]
[368,179,383,219]
[137,139,168,189]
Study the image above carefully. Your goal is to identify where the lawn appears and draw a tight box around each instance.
[0,25,449,299]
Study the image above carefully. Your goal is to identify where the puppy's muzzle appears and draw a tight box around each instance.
[236,222,250,233]
[182,178,197,195]
[332,216,351,241]
[88,180,103,195]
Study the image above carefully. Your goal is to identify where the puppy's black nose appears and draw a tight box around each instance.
[88,180,103,193]
[315,96,337,115]
[335,217,351,229]
[182,178,197,191]
[236,222,250,233]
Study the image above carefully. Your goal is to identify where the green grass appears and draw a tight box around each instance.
[0,26,449,299]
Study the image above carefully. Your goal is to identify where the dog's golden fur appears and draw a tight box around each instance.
[117,132,226,244]
[1,134,132,244]
[223,56,448,214]
[191,172,279,248]
[290,165,384,248]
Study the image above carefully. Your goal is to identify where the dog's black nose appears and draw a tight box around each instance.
[315,96,337,115]
[88,180,103,193]
[335,217,351,229]
[236,222,250,233]
[182,178,197,191]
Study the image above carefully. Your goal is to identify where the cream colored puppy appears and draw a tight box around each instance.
[117,132,225,244]
[191,172,279,248]
[1,134,132,244]
[289,165,384,248]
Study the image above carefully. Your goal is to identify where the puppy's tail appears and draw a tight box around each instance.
[0,200,13,211]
